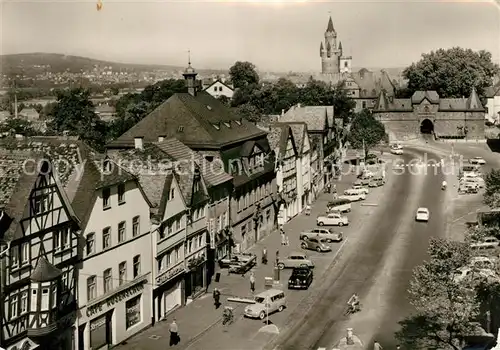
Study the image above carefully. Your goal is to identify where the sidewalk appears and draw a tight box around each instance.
[116,170,359,350]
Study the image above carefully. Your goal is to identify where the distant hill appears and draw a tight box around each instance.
[0,53,226,76]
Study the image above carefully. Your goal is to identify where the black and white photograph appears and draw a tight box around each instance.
[0,0,500,349]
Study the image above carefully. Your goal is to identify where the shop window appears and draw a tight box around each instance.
[126,296,141,329]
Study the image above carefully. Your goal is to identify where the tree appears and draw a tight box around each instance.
[47,87,107,151]
[0,118,35,135]
[347,109,387,158]
[403,47,500,99]
[483,169,500,208]
[396,238,481,350]
[217,95,231,106]
[229,61,260,90]
[234,103,262,123]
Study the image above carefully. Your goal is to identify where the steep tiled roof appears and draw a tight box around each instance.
[287,122,307,155]
[154,138,232,188]
[108,91,266,148]
[267,126,285,155]
[411,91,440,104]
[30,257,62,282]
[280,105,329,132]
[485,84,500,98]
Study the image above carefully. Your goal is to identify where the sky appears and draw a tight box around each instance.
[1,0,500,72]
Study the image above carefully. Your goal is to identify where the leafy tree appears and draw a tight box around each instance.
[229,61,260,90]
[110,86,120,95]
[483,169,500,208]
[47,87,107,151]
[347,109,387,158]
[0,118,35,135]
[217,95,231,106]
[330,81,356,125]
[403,47,500,99]
[234,103,262,123]
[396,238,481,350]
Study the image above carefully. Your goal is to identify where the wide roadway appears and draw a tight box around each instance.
[270,146,448,350]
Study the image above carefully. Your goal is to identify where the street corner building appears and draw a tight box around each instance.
[0,147,81,350]
[106,62,278,253]
[372,89,487,142]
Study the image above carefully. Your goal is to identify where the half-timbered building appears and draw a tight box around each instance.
[0,149,80,350]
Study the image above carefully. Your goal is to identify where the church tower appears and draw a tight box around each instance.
[320,16,352,75]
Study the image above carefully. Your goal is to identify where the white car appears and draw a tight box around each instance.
[391,148,403,155]
[415,207,430,222]
[338,193,366,202]
[453,267,495,283]
[347,185,369,194]
[470,236,499,249]
[469,157,486,165]
[316,213,349,227]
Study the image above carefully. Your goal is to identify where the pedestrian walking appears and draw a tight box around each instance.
[169,319,180,346]
[213,288,221,309]
[373,340,383,350]
[275,249,279,265]
[261,247,268,264]
[281,231,287,246]
[249,272,256,293]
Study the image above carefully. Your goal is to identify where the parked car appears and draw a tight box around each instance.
[469,256,496,270]
[391,148,403,155]
[300,237,331,252]
[327,199,352,213]
[469,157,486,165]
[391,143,403,150]
[369,176,385,187]
[244,289,286,319]
[338,193,366,202]
[458,183,479,194]
[277,252,314,269]
[288,267,313,290]
[300,228,343,243]
[317,212,349,226]
[415,207,430,222]
[453,266,495,283]
[351,182,369,194]
[219,253,257,274]
[470,236,500,249]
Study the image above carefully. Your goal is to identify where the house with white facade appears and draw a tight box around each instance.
[203,80,234,100]
[486,84,500,124]
[267,124,299,225]
[75,156,153,350]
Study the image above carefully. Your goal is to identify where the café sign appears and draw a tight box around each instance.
[156,263,185,285]
[86,280,146,318]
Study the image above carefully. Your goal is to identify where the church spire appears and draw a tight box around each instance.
[339,41,343,51]
[326,16,335,32]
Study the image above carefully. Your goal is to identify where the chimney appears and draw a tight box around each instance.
[134,137,144,150]
[281,109,284,117]
[158,135,165,142]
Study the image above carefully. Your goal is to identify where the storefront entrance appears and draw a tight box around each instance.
[185,263,205,301]
[162,282,182,316]
[89,311,113,350]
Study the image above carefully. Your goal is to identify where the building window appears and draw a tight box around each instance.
[86,233,95,256]
[119,261,127,286]
[103,227,111,249]
[125,296,141,329]
[103,269,112,293]
[170,188,174,200]
[21,243,29,264]
[132,216,140,236]
[87,276,97,300]
[193,181,200,193]
[33,195,48,214]
[241,224,246,240]
[55,227,70,250]
[133,255,141,278]
[9,295,18,319]
[10,246,19,267]
[118,183,125,204]
[118,221,126,243]
[31,289,37,312]
[266,209,271,223]
[176,218,181,231]
[20,292,28,314]
[51,286,57,308]
[102,188,111,209]
[362,101,367,109]
[219,86,223,92]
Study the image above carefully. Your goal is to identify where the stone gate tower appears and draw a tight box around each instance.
[320,16,352,76]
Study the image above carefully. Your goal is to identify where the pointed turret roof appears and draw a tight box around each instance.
[320,42,324,50]
[375,90,389,110]
[326,16,335,32]
[338,41,343,50]
[30,257,62,282]
[467,86,483,110]
[326,41,331,51]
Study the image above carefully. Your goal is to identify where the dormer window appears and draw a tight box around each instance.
[178,126,184,132]
[223,122,230,128]
[206,105,213,111]
[212,123,220,130]
[235,119,242,126]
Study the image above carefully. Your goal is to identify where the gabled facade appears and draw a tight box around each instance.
[287,122,312,211]
[203,80,234,99]
[486,84,500,123]
[0,150,80,350]
[75,159,153,350]
[268,124,299,225]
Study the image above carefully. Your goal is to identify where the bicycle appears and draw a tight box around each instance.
[222,306,234,326]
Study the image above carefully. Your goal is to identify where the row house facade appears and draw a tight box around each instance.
[0,148,81,350]
[268,124,299,225]
[107,63,277,253]
[107,141,210,324]
[287,122,312,211]
[276,104,337,199]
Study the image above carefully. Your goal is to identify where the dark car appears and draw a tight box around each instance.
[288,267,313,290]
